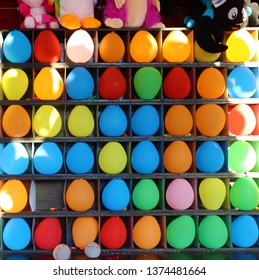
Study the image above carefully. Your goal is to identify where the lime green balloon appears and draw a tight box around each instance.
[198,215,228,249]
[133,179,159,210]
[250,141,259,172]
[166,216,196,249]
[230,177,259,210]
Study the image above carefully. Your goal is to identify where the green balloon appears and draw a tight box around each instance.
[133,179,159,210]
[134,67,162,100]
[250,141,259,172]
[166,215,196,249]
[230,177,259,210]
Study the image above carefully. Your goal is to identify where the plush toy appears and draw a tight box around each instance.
[17,0,59,29]
[103,0,165,28]
[246,0,259,26]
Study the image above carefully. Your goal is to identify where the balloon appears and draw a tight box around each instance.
[2,30,31,63]
[250,141,259,171]
[164,141,192,173]
[102,179,130,211]
[2,68,29,100]
[196,141,225,173]
[98,67,126,100]
[130,30,158,62]
[251,104,259,135]
[98,142,127,174]
[33,142,63,174]
[162,30,191,62]
[3,218,31,250]
[132,105,160,136]
[66,179,95,211]
[72,217,99,249]
[194,41,221,62]
[131,140,160,174]
[197,68,225,99]
[99,105,127,136]
[33,105,62,137]
[199,178,226,210]
[166,179,194,210]
[230,177,259,210]
[67,105,94,137]
[66,67,94,100]
[134,67,162,100]
[198,215,228,249]
[99,32,125,62]
[100,217,127,249]
[133,216,161,250]
[166,216,195,249]
[66,29,94,63]
[133,179,160,210]
[165,105,193,136]
[0,142,29,175]
[0,179,28,213]
[66,142,94,173]
[2,105,31,137]
[163,67,191,99]
[34,30,62,63]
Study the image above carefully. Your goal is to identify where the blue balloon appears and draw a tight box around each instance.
[33,142,63,174]
[66,142,94,174]
[2,30,32,63]
[66,67,94,100]
[132,105,160,136]
[0,142,29,175]
[196,141,225,173]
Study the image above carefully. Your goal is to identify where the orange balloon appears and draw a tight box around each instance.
[196,104,226,136]
[164,141,192,173]
[2,105,31,137]
[251,104,259,135]
[165,105,193,136]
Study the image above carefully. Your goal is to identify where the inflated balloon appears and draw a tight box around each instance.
[198,215,228,249]
[131,140,160,174]
[67,105,94,137]
[3,30,31,63]
[134,67,162,100]
[0,142,29,175]
[133,216,161,249]
[34,217,62,250]
[34,30,62,63]
[133,179,160,210]
[66,179,95,211]
[199,178,226,210]
[33,142,63,174]
[132,105,160,136]
[166,179,194,210]
[99,105,127,136]
[100,217,127,249]
[165,105,193,136]
[194,41,221,62]
[130,30,158,62]
[72,217,99,249]
[99,32,125,62]
[166,216,195,249]
[164,141,192,173]
[162,30,191,62]
[250,141,259,172]
[2,105,31,137]
[33,105,62,137]
[98,67,126,100]
[2,68,29,100]
[102,179,130,211]
[3,218,31,250]
[66,67,94,100]
[196,141,225,173]
[66,29,94,63]
[0,180,28,213]
[251,104,259,135]
[98,142,127,174]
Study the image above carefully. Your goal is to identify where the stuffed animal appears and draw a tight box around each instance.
[17,0,59,28]
[246,0,259,26]
[103,0,165,28]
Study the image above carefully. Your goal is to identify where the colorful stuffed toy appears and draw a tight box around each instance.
[103,0,165,28]
[17,0,59,28]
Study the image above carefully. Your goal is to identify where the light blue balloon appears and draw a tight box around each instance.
[0,143,4,174]
[66,142,94,174]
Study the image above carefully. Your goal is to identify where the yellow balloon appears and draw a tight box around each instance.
[194,41,221,62]
[2,68,29,100]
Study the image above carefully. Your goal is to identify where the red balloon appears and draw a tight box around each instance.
[251,104,259,135]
